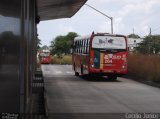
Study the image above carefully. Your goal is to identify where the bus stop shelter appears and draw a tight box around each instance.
[0,0,86,113]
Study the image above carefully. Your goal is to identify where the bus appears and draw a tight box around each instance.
[39,49,51,64]
[72,32,128,80]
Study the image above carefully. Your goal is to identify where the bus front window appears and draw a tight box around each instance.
[92,36,126,50]
[40,52,49,57]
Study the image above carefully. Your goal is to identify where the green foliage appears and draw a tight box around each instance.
[136,35,160,54]
[38,45,50,52]
[41,45,49,50]
[50,32,78,56]
[37,38,42,50]
[128,34,140,38]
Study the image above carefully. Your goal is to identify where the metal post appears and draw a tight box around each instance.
[111,17,113,34]
[85,4,113,34]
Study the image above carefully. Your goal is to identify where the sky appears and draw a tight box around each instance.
[37,0,160,46]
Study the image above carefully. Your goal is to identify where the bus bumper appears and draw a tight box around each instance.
[89,68,127,76]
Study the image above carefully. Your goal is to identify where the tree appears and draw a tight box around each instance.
[39,45,49,52]
[37,38,42,50]
[66,32,78,42]
[128,34,140,38]
[136,35,160,54]
[42,45,49,50]
[50,32,78,56]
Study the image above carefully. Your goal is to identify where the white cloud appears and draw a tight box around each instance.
[57,24,75,35]
[97,21,111,33]
[114,17,125,34]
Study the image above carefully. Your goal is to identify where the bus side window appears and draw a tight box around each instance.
[76,41,78,53]
[85,39,87,54]
[74,41,76,53]
[75,41,77,53]
[83,39,85,54]
[79,40,82,54]
[77,41,78,54]
[81,40,82,54]
[79,40,81,54]
[86,39,88,54]
[82,40,84,54]
[81,40,83,54]
[77,40,79,53]
[86,39,89,54]
[83,39,87,54]
[82,40,83,54]
[73,41,75,53]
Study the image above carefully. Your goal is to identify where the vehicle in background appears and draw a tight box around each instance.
[72,32,128,80]
[39,49,51,64]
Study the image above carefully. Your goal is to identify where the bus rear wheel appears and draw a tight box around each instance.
[75,72,79,76]
[108,75,117,81]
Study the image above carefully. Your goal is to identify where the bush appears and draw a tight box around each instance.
[51,55,72,65]
[128,54,160,82]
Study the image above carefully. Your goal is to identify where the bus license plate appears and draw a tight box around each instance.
[104,70,113,73]
[105,64,112,66]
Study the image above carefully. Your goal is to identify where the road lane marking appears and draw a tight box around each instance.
[44,71,50,74]
[66,71,74,74]
[55,71,62,74]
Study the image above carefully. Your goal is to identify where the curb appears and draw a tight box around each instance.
[123,75,160,88]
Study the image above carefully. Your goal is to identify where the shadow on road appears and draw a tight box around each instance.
[79,75,121,83]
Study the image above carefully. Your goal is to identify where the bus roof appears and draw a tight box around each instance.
[74,35,90,41]
[74,33,126,42]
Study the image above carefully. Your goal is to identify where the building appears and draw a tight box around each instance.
[128,38,144,52]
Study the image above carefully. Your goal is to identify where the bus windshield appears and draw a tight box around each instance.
[40,52,49,57]
[92,36,126,50]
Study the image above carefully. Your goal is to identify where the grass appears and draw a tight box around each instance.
[51,55,72,65]
[128,54,160,82]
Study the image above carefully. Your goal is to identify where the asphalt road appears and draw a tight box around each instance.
[42,65,160,119]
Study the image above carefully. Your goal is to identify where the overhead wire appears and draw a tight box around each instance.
[152,26,160,33]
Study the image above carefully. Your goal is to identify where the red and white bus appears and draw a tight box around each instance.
[72,32,128,80]
[39,49,51,64]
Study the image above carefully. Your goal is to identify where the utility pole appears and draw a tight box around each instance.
[148,27,155,54]
[85,4,113,34]
[149,28,152,36]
